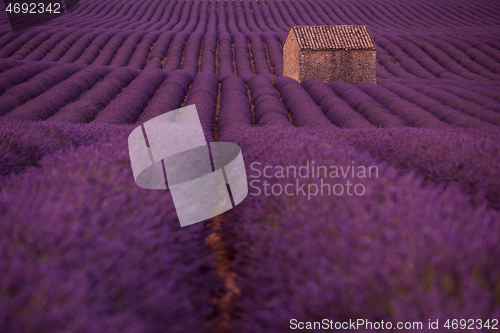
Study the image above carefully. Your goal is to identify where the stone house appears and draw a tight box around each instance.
[283,25,376,84]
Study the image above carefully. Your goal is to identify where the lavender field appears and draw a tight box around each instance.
[1,0,500,332]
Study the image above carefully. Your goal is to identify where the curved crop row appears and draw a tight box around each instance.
[185,71,219,142]
[217,74,253,137]
[435,84,500,113]
[408,83,500,126]
[93,68,167,124]
[145,31,175,69]
[217,33,235,79]
[74,31,114,65]
[357,81,446,128]
[301,78,374,129]
[263,35,283,76]
[127,31,161,69]
[379,80,496,130]
[89,32,130,66]
[232,33,254,80]
[329,81,407,127]
[247,75,291,127]
[136,69,193,124]
[375,35,436,79]
[248,34,273,78]
[50,67,139,123]
[3,66,110,122]
[0,64,85,117]
[274,76,333,128]
[109,32,147,67]
[41,31,88,62]
[162,31,190,73]
[0,62,54,95]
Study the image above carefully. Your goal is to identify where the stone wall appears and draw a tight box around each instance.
[298,51,334,83]
[283,31,300,82]
[298,50,376,84]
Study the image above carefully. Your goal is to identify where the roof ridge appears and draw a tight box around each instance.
[291,25,376,51]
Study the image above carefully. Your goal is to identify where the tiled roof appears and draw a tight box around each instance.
[291,25,376,51]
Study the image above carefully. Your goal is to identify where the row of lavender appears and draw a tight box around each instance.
[1,59,499,130]
[1,0,497,35]
[1,30,499,83]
